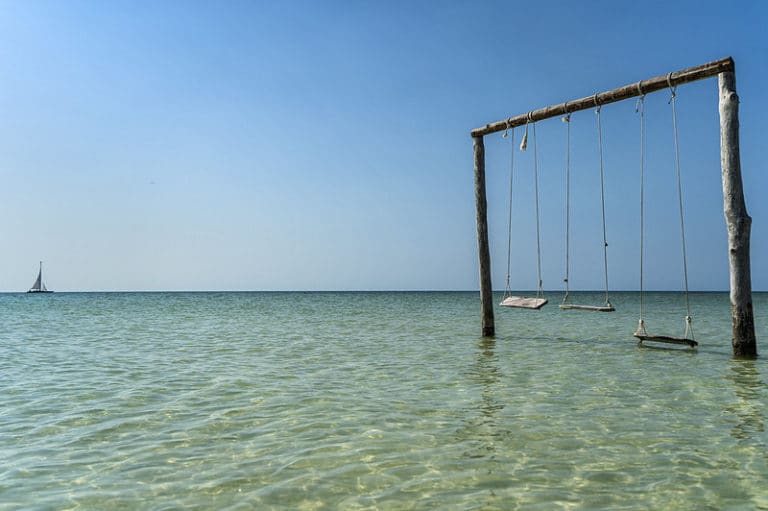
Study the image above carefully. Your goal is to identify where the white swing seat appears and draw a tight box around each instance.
[634,334,698,348]
[500,296,548,310]
[559,303,615,312]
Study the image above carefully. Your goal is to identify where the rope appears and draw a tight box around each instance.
[520,120,529,152]
[504,127,515,297]
[669,83,695,340]
[532,122,544,298]
[562,112,571,304]
[634,94,647,337]
[595,106,611,307]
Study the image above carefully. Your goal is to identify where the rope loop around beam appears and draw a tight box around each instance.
[667,72,677,101]
[502,117,512,138]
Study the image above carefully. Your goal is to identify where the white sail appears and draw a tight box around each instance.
[30,271,42,291]
[28,262,52,293]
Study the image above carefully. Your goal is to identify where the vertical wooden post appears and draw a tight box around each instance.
[718,69,757,358]
[473,135,494,337]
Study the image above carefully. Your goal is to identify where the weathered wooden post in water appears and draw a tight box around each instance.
[473,135,494,337]
[471,56,757,357]
[719,68,757,358]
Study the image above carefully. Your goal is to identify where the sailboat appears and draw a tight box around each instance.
[27,261,53,293]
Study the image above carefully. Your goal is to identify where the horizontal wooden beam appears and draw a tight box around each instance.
[471,57,734,137]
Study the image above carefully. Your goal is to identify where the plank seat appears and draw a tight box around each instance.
[559,304,615,312]
[500,296,548,310]
[634,334,698,348]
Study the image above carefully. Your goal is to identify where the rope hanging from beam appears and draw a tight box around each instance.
[669,76,695,341]
[595,105,611,309]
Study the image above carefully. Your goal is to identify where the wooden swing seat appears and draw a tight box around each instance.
[559,303,615,312]
[634,334,698,348]
[500,296,548,309]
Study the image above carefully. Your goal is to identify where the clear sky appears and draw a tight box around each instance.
[0,0,765,292]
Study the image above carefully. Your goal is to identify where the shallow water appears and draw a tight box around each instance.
[1,291,766,510]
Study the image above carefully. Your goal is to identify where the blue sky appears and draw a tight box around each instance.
[0,0,765,291]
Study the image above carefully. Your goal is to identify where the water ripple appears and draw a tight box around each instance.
[0,292,766,509]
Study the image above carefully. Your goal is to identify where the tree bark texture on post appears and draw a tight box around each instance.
[473,135,494,337]
[719,70,757,358]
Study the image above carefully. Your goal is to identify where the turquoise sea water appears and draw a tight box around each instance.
[1,291,766,510]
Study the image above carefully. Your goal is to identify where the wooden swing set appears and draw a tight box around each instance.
[471,57,757,358]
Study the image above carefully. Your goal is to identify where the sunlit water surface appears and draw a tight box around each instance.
[1,291,766,510]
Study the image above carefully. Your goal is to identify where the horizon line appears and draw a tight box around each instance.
[1,289,758,294]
